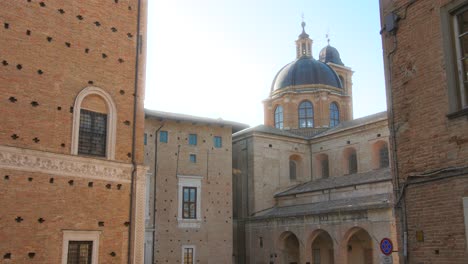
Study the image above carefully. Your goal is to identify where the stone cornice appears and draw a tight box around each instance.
[0,145,135,183]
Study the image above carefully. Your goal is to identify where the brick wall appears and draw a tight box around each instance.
[380,0,468,262]
[144,118,234,264]
[0,1,147,263]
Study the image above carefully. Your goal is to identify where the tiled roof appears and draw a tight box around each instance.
[275,167,391,197]
[233,125,308,140]
[145,109,249,133]
[254,193,392,219]
[312,111,388,138]
[233,111,387,140]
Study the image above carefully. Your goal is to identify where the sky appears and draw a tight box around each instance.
[144,0,386,126]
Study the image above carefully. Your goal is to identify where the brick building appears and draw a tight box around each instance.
[143,110,247,264]
[233,23,398,264]
[380,0,468,263]
[0,1,147,263]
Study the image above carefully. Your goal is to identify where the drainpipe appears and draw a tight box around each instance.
[128,0,142,263]
[152,124,164,263]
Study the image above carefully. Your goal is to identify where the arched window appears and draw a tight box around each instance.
[379,144,389,168]
[289,160,296,180]
[298,101,314,128]
[274,105,283,129]
[71,86,117,159]
[329,102,340,128]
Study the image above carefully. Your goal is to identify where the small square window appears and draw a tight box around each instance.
[214,136,222,148]
[189,154,196,163]
[160,131,168,143]
[189,134,197,145]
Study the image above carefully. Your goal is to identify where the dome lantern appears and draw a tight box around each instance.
[295,21,312,58]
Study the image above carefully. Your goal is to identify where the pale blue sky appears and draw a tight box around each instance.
[145,0,386,126]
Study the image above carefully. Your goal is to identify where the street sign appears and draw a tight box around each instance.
[381,254,393,264]
[380,238,393,256]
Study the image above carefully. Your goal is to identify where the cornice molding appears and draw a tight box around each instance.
[0,145,133,183]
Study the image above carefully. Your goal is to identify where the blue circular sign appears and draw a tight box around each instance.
[380,238,393,256]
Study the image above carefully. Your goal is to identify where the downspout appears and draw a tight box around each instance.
[244,137,250,264]
[128,0,142,263]
[152,124,165,264]
[381,2,417,262]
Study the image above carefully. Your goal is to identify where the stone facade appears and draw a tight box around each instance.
[0,1,147,263]
[233,23,398,264]
[143,110,247,264]
[233,114,398,264]
[380,0,468,263]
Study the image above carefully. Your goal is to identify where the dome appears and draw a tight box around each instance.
[319,45,344,66]
[272,56,343,90]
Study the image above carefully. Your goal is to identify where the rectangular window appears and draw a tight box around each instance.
[67,241,93,264]
[177,175,202,228]
[379,147,389,168]
[214,136,222,148]
[442,2,468,115]
[189,134,197,145]
[160,131,168,143]
[144,133,147,145]
[454,6,468,109]
[78,109,107,157]
[321,159,329,178]
[182,187,197,219]
[349,153,358,174]
[189,154,196,163]
[182,246,195,264]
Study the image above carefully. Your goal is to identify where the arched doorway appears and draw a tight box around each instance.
[311,230,334,264]
[345,228,373,264]
[279,231,300,264]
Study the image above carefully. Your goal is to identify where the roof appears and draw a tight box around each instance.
[271,56,343,91]
[233,125,308,140]
[253,193,392,219]
[275,167,391,197]
[319,45,344,66]
[312,111,388,138]
[145,109,249,133]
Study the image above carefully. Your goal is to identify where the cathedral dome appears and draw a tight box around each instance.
[319,44,344,66]
[272,56,343,91]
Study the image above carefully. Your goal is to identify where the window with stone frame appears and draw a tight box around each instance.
[182,246,195,264]
[177,175,202,228]
[182,187,197,219]
[67,241,93,264]
[453,5,468,110]
[298,100,314,128]
[274,105,284,129]
[78,109,107,157]
[442,2,468,115]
